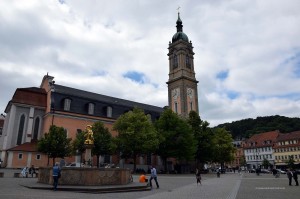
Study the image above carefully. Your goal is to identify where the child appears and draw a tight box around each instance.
[196,168,201,185]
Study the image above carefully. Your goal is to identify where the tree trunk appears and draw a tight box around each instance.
[133,154,137,173]
[96,155,100,168]
[52,157,55,166]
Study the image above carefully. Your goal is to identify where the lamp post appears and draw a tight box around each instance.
[49,81,55,125]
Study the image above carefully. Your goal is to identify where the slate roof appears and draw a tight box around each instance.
[54,84,164,113]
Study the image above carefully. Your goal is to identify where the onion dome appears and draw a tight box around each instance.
[172,12,189,43]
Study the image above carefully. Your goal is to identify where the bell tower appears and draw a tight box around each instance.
[167,12,199,117]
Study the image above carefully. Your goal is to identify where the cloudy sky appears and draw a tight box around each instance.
[1,0,300,127]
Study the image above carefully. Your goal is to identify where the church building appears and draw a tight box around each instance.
[0,12,199,169]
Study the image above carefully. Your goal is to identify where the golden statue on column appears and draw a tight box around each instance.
[84,125,94,145]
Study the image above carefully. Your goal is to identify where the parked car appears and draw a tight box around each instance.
[260,169,271,174]
[276,169,286,174]
[65,162,83,167]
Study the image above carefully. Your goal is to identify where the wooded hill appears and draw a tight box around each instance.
[215,115,300,139]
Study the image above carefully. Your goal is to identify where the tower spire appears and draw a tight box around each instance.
[176,9,183,32]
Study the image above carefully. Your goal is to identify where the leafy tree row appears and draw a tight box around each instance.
[38,107,236,171]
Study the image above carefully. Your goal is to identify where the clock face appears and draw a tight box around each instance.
[172,88,179,99]
[187,88,193,98]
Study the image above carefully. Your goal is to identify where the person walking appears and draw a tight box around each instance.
[287,169,293,186]
[149,166,159,189]
[29,165,37,178]
[292,169,299,186]
[52,162,61,191]
[195,168,201,185]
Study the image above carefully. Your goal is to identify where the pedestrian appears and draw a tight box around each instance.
[139,171,148,184]
[21,166,28,178]
[195,168,201,185]
[149,165,159,189]
[52,162,61,191]
[292,169,299,186]
[29,165,37,178]
[287,169,293,186]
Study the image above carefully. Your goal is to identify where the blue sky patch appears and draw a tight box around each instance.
[227,90,239,99]
[216,70,228,81]
[123,71,145,83]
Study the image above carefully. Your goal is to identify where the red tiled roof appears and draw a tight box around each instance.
[7,142,38,152]
[276,131,300,142]
[5,87,47,112]
[244,130,280,148]
[273,131,300,148]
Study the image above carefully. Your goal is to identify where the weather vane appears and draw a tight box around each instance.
[177,6,181,13]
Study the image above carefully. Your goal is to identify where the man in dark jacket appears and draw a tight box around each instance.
[292,169,299,186]
[287,169,293,186]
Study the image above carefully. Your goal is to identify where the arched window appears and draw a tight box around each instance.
[186,55,191,68]
[173,54,178,68]
[17,114,26,145]
[33,117,40,140]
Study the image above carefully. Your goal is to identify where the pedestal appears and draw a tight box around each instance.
[85,148,92,164]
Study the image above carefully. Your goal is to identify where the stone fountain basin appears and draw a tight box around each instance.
[38,167,131,186]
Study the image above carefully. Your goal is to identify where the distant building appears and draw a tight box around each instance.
[243,131,280,169]
[230,140,245,169]
[273,131,300,169]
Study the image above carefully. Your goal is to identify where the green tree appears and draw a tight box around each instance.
[92,121,116,168]
[113,107,159,171]
[211,128,235,170]
[155,108,196,172]
[239,155,246,168]
[286,156,295,169]
[38,125,72,166]
[188,111,214,168]
[262,158,271,169]
[72,130,86,165]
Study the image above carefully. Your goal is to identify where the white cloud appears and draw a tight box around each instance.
[1,0,300,127]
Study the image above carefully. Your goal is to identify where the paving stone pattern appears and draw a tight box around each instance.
[0,169,299,199]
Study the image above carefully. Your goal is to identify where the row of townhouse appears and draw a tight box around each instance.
[232,130,300,170]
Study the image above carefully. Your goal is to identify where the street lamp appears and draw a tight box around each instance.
[49,81,55,125]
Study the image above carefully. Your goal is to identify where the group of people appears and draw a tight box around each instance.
[139,166,202,188]
[287,169,299,186]
[20,165,37,178]
[139,166,160,189]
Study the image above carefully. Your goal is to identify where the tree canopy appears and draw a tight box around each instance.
[113,107,159,171]
[92,121,116,168]
[188,111,214,167]
[211,127,236,168]
[155,108,196,171]
[216,115,300,139]
[38,125,72,166]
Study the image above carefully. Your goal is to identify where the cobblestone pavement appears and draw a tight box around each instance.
[0,169,299,199]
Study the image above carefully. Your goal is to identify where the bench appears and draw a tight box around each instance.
[14,172,21,178]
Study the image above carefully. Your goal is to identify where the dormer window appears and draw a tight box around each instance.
[64,98,71,111]
[107,106,112,118]
[88,103,94,115]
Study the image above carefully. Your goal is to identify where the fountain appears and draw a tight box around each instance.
[38,125,131,186]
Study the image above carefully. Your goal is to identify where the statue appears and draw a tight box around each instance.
[84,125,94,145]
